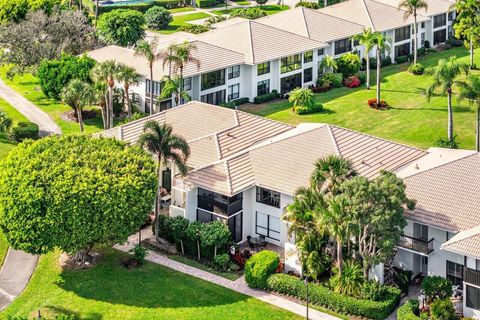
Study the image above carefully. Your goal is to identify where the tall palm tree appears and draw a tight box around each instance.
[455,0,480,69]
[160,76,191,106]
[135,38,160,115]
[319,55,338,74]
[456,74,480,151]
[399,0,428,65]
[117,64,141,117]
[352,28,377,89]
[310,155,356,195]
[427,56,468,141]
[91,60,119,129]
[93,82,108,129]
[371,32,391,104]
[60,79,94,133]
[138,121,190,242]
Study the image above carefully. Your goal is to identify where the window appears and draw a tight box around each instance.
[183,77,192,91]
[318,48,324,56]
[421,22,425,29]
[395,43,410,60]
[334,38,352,55]
[257,62,270,76]
[448,25,454,38]
[421,32,425,46]
[228,65,240,79]
[145,79,162,95]
[200,89,226,105]
[228,84,240,100]
[448,11,454,21]
[446,231,456,241]
[257,79,270,96]
[353,39,360,46]
[303,67,313,83]
[304,50,313,63]
[201,69,225,91]
[256,212,280,241]
[281,54,302,73]
[466,285,480,310]
[434,14,447,28]
[446,260,464,286]
[434,29,447,45]
[256,186,280,208]
[395,26,411,42]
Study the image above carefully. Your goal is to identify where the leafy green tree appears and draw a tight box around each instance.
[352,28,377,88]
[0,111,12,133]
[455,0,480,69]
[116,64,141,117]
[201,221,231,258]
[421,276,453,301]
[145,6,172,30]
[160,76,191,106]
[310,155,356,195]
[97,9,146,47]
[371,32,391,103]
[37,54,96,100]
[330,260,364,297]
[399,0,427,64]
[134,38,160,115]
[138,121,190,242]
[60,79,94,133]
[336,52,361,78]
[91,60,120,129]
[0,0,29,23]
[456,74,480,151]
[427,56,468,141]
[0,136,157,261]
[186,221,206,261]
[168,216,190,255]
[319,55,337,74]
[229,7,266,20]
[288,88,315,114]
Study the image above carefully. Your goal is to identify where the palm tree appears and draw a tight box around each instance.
[60,79,94,133]
[117,64,141,117]
[135,38,160,115]
[310,155,356,195]
[352,28,377,89]
[288,87,314,113]
[371,32,391,104]
[92,82,108,130]
[455,0,480,69]
[319,55,338,74]
[138,121,190,242]
[456,74,480,151]
[160,76,191,106]
[399,0,428,65]
[91,60,119,129]
[427,56,468,141]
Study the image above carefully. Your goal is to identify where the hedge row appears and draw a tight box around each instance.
[245,250,280,289]
[195,0,218,7]
[254,90,278,104]
[267,274,401,320]
[397,300,420,320]
[97,0,182,14]
[12,122,39,142]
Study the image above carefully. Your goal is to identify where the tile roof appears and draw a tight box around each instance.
[318,0,429,32]
[259,7,366,42]
[441,225,480,260]
[374,0,454,17]
[197,20,327,64]
[403,153,480,232]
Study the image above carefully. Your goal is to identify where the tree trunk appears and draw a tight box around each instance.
[180,240,185,255]
[103,91,109,130]
[154,164,162,242]
[197,240,201,261]
[79,0,82,11]
[149,66,154,115]
[447,89,453,141]
[376,48,381,103]
[324,0,327,7]
[413,13,418,64]
[78,108,84,133]
[366,55,370,89]
[470,38,475,69]
[337,239,343,275]
[214,245,217,258]
[108,84,114,129]
[363,261,369,279]
[124,84,132,117]
[95,0,99,26]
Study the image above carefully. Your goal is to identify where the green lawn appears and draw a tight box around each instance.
[157,12,211,34]
[0,66,105,135]
[213,5,289,15]
[242,47,480,150]
[1,250,301,320]
[168,6,195,13]
[168,254,243,281]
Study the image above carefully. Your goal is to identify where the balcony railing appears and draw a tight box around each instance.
[397,235,434,255]
[465,268,480,287]
[169,205,185,218]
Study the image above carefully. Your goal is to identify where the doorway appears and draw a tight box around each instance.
[280,73,302,95]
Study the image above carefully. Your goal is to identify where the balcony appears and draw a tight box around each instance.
[397,235,434,255]
[465,268,480,287]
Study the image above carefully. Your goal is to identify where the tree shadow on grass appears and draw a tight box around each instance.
[39,305,103,320]
[56,250,249,309]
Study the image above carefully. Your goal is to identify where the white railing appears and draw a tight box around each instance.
[169,205,186,218]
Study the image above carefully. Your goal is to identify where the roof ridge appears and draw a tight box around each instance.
[326,124,341,156]
[247,20,256,64]
[403,152,480,180]
[369,0,431,18]
[313,8,368,28]
[224,160,233,195]
[300,7,311,39]
[252,19,326,46]
[360,0,376,30]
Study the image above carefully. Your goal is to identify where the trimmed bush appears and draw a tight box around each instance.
[382,56,392,66]
[367,98,389,109]
[0,111,12,133]
[12,122,39,141]
[295,1,319,8]
[408,63,425,75]
[213,253,230,271]
[245,250,280,289]
[344,75,361,88]
[421,276,453,300]
[396,55,409,64]
[97,0,182,14]
[397,300,420,320]
[145,6,173,30]
[356,71,366,84]
[332,73,343,88]
[230,7,266,19]
[267,274,401,320]
[336,52,361,78]
[430,299,458,320]
[296,103,323,115]
[177,24,210,34]
[196,0,217,7]
[254,90,278,104]
[231,97,249,105]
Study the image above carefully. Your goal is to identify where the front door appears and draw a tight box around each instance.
[280,73,302,95]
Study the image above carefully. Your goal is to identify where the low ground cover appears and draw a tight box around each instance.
[156,12,211,34]
[241,47,480,150]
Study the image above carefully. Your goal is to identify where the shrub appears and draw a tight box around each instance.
[317,73,334,89]
[295,1,320,8]
[435,136,459,149]
[214,253,231,271]
[230,97,249,105]
[97,0,182,14]
[408,63,425,75]
[267,274,401,320]
[129,244,149,265]
[361,280,388,301]
[245,250,280,289]
[330,260,365,298]
[230,7,266,19]
[145,6,173,30]
[344,75,361,88]
[201,221,231,257]
[430,299,458,320]
[367,98,389,109]
[356,71,366,84]
[0,111,12,133]
[97,9,146,47]
[177,24,210,34]
[332,73,343,88]
[397,300,420,320]
[255,0,267,4]
[424,40,430,49]
[12,122,39,141]
[393,268,412,294]
[195,0,217,7]
[296,103,323,114]
[396,55,409,64]
[421,276,453,300]
[289,87,315,114]
[204,15,226,27]
[254,90,278,104]
[220,101,236,109]
[381,56,392,66]
[336,53,361,78]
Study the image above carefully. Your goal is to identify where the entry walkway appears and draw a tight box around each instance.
[116,233,339,320]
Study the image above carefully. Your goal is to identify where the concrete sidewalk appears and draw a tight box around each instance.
[0,248,38,311]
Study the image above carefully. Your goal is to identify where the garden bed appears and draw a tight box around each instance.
[168,254,243,281]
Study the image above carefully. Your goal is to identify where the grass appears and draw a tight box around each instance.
[0,66,105,135]
[241,47,480,150]
[213,5,289,15]
[168,6,195,13]
[157,12,211,34]
[1,250,301,320]
[168,254,243,281]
